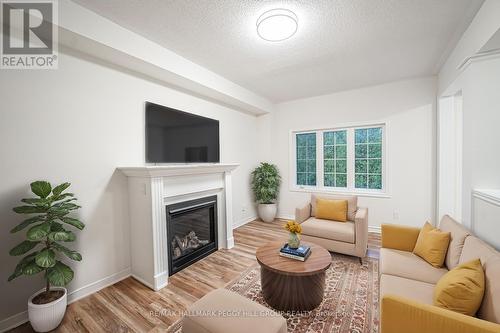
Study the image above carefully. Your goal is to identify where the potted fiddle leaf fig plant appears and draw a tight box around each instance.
[251,162,281,223]
[8,181,84,332]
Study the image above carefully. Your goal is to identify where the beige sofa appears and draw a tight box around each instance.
[380,215,500,333]
[295,194,368,260]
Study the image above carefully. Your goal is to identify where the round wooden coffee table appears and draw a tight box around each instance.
[256,241,331,311]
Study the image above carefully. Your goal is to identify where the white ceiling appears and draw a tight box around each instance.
[73,0,484,103]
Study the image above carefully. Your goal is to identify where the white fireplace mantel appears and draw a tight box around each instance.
[118,163,239,290]
[119,163,239,178]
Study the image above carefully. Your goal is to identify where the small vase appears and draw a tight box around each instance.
[288,232,300,249]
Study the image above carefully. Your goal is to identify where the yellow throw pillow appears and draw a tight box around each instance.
[413,222,450,267]
[316,198,348,222]
[434,259,485,316]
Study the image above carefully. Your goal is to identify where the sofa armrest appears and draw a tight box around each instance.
[381,295,500,333]
[355,207,368,223]
[381,224,420,252]
[295,204,311,224]
[354,207,368,257]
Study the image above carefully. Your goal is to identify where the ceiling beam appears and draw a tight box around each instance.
[55,1,274,116]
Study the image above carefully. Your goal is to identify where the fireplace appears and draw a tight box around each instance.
[120,164,237,290]
[166,195,218,275]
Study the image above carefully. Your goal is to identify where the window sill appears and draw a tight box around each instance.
[290,186,391,199]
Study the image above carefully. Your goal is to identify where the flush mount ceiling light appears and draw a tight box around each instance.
[256,9,298,42]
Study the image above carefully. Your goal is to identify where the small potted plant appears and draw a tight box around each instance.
[251,162,281,223]
[8,181,84,332]
[284,220,302,249]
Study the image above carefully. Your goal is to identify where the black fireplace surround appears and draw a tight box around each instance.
[166,195,218,275]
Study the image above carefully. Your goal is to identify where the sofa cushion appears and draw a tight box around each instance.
[460,236,500,324]
[301,217,355,243]
[434,259,485,316]
[311,194,357,221]
[439,215,470,270]
[413,222,450,268]
[183,289,287,333]
[380,274,434,305]
[380,248,448,284]
[380,274,435,305]
[460,235,498,265]
[479,256,500,324]
[316,198,348,222]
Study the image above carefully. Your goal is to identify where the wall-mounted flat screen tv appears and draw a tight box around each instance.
[145,102,220,163]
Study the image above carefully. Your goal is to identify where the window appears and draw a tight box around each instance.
[296,132,316,186]
[323,130,347,188]
[354,128,383,190]
[292,124,386,194]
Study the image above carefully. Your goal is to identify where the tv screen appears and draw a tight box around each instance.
[145,102,220,163]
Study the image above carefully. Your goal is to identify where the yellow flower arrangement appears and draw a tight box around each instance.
[284,220,302,234]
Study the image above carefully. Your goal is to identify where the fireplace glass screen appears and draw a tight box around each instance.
[166,195,217,275]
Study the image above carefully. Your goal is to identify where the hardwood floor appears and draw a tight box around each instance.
[10,219,381,333]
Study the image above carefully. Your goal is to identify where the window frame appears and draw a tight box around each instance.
[290,121,390,198]
[322,130,348,188]
[295,131,318,186]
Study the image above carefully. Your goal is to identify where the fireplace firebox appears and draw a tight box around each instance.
[166,195,218,275]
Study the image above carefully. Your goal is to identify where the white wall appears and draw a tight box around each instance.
[460,58,500,227]
[261,77,437,229]
[438,0,500,230]
[439,57,500,229]
[0,48,259,323]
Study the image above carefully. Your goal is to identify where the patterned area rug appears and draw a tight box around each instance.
[169,253,379,333]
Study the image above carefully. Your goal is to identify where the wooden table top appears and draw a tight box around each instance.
[256,241,332,276]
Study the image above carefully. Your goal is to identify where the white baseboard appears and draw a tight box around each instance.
[226,237,235,248]
[130,273,155,290]
[277,215,294,220]
[130,274,154,290]
[0,267,132,333]
[232,215,257,229]
[153,271,169,291]
[0,311,28,333]
[68,267,131,303]
[368,225,381,233]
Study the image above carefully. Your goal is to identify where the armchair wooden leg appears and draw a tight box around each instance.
[359,257,363,265]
